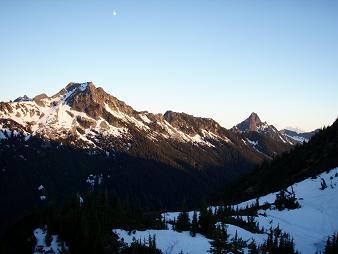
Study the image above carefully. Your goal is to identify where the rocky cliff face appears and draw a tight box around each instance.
[236,112,263,132]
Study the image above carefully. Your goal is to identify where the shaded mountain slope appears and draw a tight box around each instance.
[223,118,338,203]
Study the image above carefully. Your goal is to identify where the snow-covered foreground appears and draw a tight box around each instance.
[235,167,338,253]
[114,225,265,254]
[114,167,338,254]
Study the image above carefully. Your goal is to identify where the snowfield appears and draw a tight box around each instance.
[235,166,338,253]
[114,229,210,254]
[114,167,338,254]
[113,224,266,254]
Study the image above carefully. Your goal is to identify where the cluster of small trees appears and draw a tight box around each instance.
[173,205,218,238]
[274,188,300,211]
[209,224,298,254]
[260,227,298,254]
[172,202,301,254]
[121,235,162,254]
[209,223,247,254]
[173,203,262,238]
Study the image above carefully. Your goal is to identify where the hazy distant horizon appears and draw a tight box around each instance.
[1,0,337,131]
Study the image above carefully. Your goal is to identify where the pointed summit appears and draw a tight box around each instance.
[13,95,32,102]
[236,112,262,132]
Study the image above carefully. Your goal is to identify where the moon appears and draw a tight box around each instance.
[113,11,117,16]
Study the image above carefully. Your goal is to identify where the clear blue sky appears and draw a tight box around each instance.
[0,0,337,131]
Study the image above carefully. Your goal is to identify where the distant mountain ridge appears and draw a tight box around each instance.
[280,128,319,143]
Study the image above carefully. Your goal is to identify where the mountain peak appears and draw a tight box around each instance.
[248,112,261,124]
[236,112,262,132]
[65,81,92,92]
[13,95,32,102]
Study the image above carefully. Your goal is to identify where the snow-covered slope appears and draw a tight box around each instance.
[117,167,338,254]
[114,224,268,254]
[234,167,338,253]
[280,128,318,144]
[114,229,210,254]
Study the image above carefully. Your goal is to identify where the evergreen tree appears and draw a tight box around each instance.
[321,178,328,190]
[190,211,199,237]
[45,228,53,246]
[247,241,259,254]
[275,189,300,210]
[209,223,230,254]
[260,227,298,254]
[175,211,190,232]
[324,232,338,254]
[175,201,190,232]
[199,205,215,237]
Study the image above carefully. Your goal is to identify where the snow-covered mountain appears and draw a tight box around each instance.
[284,126,306,134]
[233,112,295,143]
[0,82,294,169]
[0,82,236,149]
[281,128,318,143]
[231,112,294,157]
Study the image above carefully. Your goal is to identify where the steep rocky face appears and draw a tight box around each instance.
[164,111,225,135]
[236,112,263,132]
[66,82,136,119]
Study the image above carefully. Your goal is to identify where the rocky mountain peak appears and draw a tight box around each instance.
[248,112,261,122]
[236,112,263,132]
[58,82,135,120]
[13,95,32,102]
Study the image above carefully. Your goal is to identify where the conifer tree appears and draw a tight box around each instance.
[324,232,338,254]
[175,211,190,232]
[175,200,191,232]
[190,211,199,237]
[247,241,259,254]
[209,223,230,254]
[199,205,215,237]
[45,228,52,246]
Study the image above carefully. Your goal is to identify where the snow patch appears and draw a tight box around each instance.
[114,229,211,254]
[33,227,68,254]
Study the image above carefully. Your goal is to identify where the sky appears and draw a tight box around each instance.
[0,0,337,131]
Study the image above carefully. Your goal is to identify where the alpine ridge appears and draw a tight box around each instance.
[0,82,300,170]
